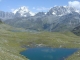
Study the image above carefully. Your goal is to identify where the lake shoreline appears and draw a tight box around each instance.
[20,45,79,60]
[20,46,78,60]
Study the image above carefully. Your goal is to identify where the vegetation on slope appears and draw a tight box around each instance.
[0,24,28,60]
[0,23,80,60]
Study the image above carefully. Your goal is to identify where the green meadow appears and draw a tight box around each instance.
[0,23,80,60]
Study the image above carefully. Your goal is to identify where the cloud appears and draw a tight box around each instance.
[68,1,80,9]
[33,7,51,12]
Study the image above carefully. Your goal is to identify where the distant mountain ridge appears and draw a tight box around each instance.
[1,6,80,19]
[0,6,35,20]
[0,11,14,20]
[2,6,80,32]
[47,6,80,16]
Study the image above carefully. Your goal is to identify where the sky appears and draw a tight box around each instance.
[0,0,80,12]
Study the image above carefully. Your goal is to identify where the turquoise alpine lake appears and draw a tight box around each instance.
[20,47,78,60]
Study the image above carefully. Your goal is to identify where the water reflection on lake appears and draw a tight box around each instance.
[20,47,78,60]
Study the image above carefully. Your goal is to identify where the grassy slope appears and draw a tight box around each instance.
[0,23,28,60]
[0,23,80,60]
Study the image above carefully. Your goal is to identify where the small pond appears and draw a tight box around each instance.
[20,47,78,60]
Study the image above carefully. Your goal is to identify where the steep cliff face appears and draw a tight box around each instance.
[72,25,80,36]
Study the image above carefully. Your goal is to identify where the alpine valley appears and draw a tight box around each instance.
[0,6,80,60]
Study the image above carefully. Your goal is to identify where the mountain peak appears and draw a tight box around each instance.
[47,6,80,16]
[13,6,29,14]
[12,6,35,17]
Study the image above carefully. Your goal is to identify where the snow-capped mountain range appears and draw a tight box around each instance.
[12,6,80,17]
[0,6,80,20]
[4,6,80,32]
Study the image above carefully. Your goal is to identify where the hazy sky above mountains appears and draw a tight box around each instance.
[0,0,80,12]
